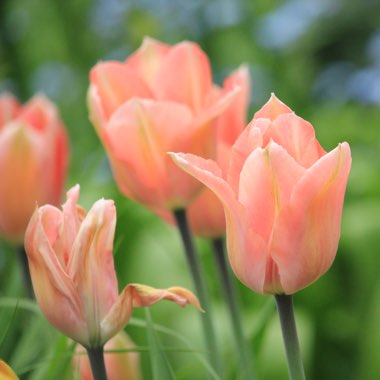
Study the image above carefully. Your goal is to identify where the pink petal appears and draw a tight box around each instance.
[100,284,201,344]
[0,93,20,129]
[238,142,305,244]
[124,37,171,87]
[152,41,212,112]
[271,143,352,294]
[253,93,293,121]
[170,152,268,293]
[24,206,86,343]
[262,113,326,167]
[104,98,193,208]
[89,62,152,120]
[217,65,250,146]
[228,125,263,194]
[67,199,118,346]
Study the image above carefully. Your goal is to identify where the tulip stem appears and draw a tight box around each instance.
[87,346,108,380]
[212,238,256,380]
[17,245,34,299]
[275,294,305,380]
[173,209,223,378]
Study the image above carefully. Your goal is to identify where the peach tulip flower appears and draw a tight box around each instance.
[24,185,201,348]
[188,65,250,237]
[0,361,18,380]
[88,37,238,213]
[171,95,352,295]
[74,331,141,380]
[0,93,69,242]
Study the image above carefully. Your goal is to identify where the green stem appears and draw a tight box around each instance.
[212,238,256,380]
[173,209,223,378]
[86,346,108,380]
[275,294,305,380]
[17,245,34,299]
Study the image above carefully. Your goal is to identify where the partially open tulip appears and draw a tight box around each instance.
[24,185,201,348]
[171,95,352,294]
[0,93,69,242]
[88,37,238,212]
[74,331,141,380]
[188,65,250,237]
[0,360,18,380]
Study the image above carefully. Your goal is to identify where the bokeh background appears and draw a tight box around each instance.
[1,0,380,379]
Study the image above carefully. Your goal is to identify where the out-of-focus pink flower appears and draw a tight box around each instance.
[171,95,352,294]
[0,360,18,379]
[0,93,69,242]
[188,66,250,237]
[74,331,141,380]
[24,185,202,348]
[88,37,238,213]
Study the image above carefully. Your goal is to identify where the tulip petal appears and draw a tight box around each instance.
[261,113,326,167]
[125,36,170,86]
[90,62,152,119]
[153,41,212,111]
[100,284,202,344]
[25,206,85,343]
[238,142,305,243]
[170,152,268,293]
[217,65,250,146]
[67,198,118,347]
[228,125,263,194]
[253,93,293,121]
[0,93,20,129]
[104,99,193,207]
[271,143,352,294]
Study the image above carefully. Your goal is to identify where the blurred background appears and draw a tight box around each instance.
[1,0,380,379]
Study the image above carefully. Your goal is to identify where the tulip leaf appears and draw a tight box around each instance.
[145,308,176,380]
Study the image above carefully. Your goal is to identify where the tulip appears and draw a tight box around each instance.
[74,331,141,380]
[188,65,250,238]
[24,184,201,349]
[88,37,238,212]
[171,94,352,295]
[0,93,69,242]
[0,361,18,380]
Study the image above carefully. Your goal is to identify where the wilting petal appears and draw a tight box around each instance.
[100,284,201,344]
[153,41,212,112]
[68,199,118,347]
[271,143,352,294]
[89,62,152,120]
[25,206,86,343]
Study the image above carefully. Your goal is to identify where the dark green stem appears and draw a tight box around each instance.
[17,245,34,299]
[275,294,306,380]
[86,346,108,380]
[173,209,223,378]
[212,238,256,380]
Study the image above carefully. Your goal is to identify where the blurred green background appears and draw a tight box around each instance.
[1,0,380,379]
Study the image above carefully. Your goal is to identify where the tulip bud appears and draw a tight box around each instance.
[171,94,352,294]
[0,93,69,242]
[88,37,238,212]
